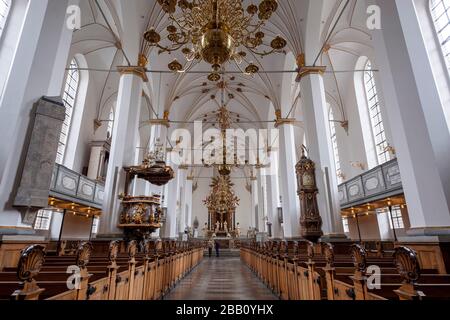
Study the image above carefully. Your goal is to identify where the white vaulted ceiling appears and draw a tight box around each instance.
[71,0,374,182]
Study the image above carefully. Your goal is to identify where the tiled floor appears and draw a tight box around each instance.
[164,257,279,300]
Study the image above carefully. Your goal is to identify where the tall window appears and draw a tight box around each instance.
[0,0,11,39]
[376,206,405,229]
[364,61,391,165]
[34,210,53,231]
[329,107,342,183]
[342,217,349,233]
[106,108,114,139]
[430,0,450,72]
[91,217,99,234]
[388,206,405,229]
[56,59,80,164]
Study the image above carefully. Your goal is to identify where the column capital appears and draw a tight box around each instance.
[146,110,170,128]
[274,109,296,128]
[295,66,326,82]
[275,118,296,128]
[117,66,148,82]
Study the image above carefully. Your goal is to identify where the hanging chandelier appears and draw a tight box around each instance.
[144,0,286,81]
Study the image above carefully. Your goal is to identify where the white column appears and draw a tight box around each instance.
[250,176,258,230]
[0,0,72,228]
[178,169,187,234]
[185,178,193,230]
[266,170,283,238]
[278,123,300,237]
[99,72,143,236]
[300,73,344,237]
[161,166,179,239]
[257,170,266,232]
[372,0,450,235]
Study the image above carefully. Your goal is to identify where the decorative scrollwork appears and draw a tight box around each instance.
[322,243,335,268]
[108,241,120,263]
[76,242,93,268]
[394,246,421,284]
[127,240,137,259]
[351,244,367,272]
[17,245,45,282]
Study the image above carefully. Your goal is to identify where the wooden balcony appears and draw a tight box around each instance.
[49,164,105,209]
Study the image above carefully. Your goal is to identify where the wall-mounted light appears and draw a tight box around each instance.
[387,198,392,206]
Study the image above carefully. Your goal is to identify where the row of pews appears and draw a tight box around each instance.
[241,241,450,300]
[0,239,204,300]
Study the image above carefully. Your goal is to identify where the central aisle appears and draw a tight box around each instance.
[165,256,279,300]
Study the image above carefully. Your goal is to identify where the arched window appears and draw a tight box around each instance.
[328,106,343,183]
[56,59,80,164]
[430,0,450,72]
[0,0,11,39]
[364,61,391,165]
[106,108,114,139]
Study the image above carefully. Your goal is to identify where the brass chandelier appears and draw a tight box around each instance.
[144,0,286,81]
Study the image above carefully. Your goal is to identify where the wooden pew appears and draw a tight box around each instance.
[0,239,204,301]
[241,240,450,301]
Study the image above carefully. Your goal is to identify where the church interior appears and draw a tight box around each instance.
[0,0,450,302]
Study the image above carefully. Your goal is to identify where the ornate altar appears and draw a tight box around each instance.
[296,147,323,243]
[118,143,174,241]
[203,172,240,238]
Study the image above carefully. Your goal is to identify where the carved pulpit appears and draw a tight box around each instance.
[118,144,174,241]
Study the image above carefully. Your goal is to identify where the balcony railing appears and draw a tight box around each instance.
[338,158,403,209]
[49,164,105,209]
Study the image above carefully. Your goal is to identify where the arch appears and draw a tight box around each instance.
[106,107,114,139]
[328,104,343,183]
[0,0,11,39]
[56,58,80,164]
[354,56,390,169]
[430,0,450,73]
[363,60,391,165]
[60,54,89,169]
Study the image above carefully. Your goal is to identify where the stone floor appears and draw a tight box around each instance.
[164,256,279,300]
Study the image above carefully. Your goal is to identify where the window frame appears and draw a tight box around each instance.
[34,209,53,231]
[56,58,80,165]
[106,108,114,139]
[430,0,450,74]
[0,0,11,40]
[363,60,391,166]
[388,205,405,230]
[342,217,350,233]
[328,106,343,183]
[91,217,99,234]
